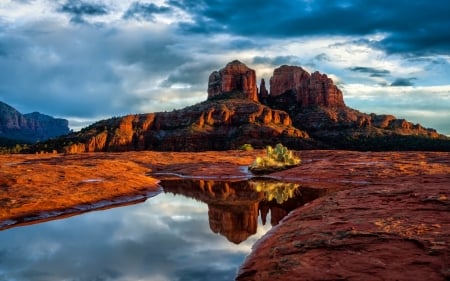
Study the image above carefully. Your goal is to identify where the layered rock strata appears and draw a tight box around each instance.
[208,60,258,102]
[57,99,310,153]
[267,65,345,108]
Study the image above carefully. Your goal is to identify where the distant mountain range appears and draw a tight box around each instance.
[0,101,70,144]
[31,60,450,152]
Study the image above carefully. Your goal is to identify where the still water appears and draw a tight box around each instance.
[0,179,326,281]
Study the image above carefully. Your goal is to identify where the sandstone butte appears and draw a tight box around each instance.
[29,60,449,153]
[0,150,449,280]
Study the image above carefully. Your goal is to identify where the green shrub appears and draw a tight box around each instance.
[239,143,254,151]
[249,143,301,173]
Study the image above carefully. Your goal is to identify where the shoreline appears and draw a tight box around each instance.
[0,187,162,231]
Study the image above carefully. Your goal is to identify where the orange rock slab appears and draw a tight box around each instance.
[236,151,450,281]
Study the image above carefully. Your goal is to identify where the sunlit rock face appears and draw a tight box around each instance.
[269,65,345,108]
[207,60,258,102]
[57,99,310,153]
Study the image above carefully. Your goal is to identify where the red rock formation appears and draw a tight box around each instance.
[258,78,269,98]
[208,60,258,102]
[269,65,310,97]
[59,99,310,153]
[297,71,345,107]
[269,65,345,108]
[30,61,448,153]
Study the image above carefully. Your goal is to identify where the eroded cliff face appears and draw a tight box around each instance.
[208,60,258,102]
[58,99,310,153]
[260,64,442,146]
[267,65,345,108]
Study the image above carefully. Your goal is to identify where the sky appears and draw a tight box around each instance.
[0,0,449,135]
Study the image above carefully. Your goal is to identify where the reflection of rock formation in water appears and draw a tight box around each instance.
[209,202,259,244]
[160,179,327,244]
[161,179,263,244]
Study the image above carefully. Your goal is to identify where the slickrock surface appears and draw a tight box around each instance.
[0,150,256,229]
[237,151,450,281]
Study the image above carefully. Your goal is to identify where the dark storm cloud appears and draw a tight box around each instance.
[59,0,109,23]
[123,2,172,21]
[349,66,391,77]
[172,0,450,56]
[390,77,417,87]
[0,19,191,121]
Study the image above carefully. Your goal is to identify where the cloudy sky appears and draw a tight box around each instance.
[0,0,449,134]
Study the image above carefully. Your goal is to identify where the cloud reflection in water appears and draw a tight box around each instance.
[0,191,268,280]
[0,179,325,280]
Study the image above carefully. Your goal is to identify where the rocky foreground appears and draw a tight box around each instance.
[237,151,450,281]
[0,150,449,279]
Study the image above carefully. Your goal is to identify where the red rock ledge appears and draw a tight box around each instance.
[237,152,450,281]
